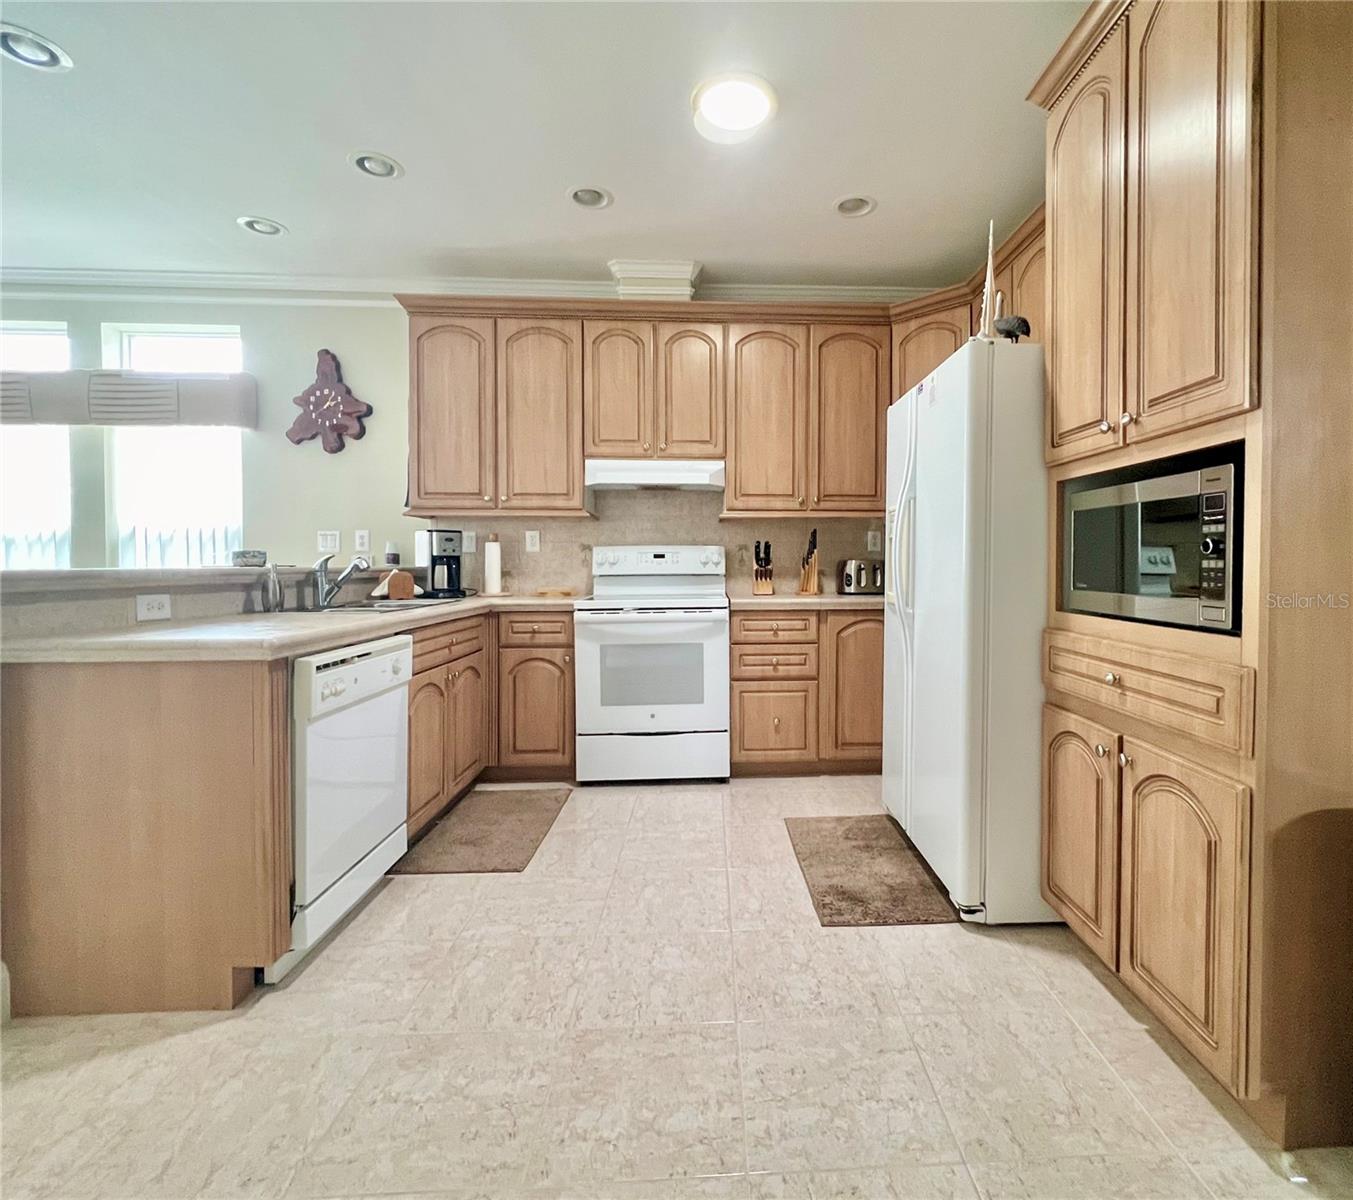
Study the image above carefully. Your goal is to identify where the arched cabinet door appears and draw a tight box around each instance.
[725,324,809,512]
[583,320,653,459]
[1040,705,1120,969]
[1118,738,1250,1094]
[820,613,884,760]
[498,647,574,768]
[407,666,451,836]
[890,304,970,401]
[810,325,888,512]
[496,318,583,510]
[656,323,724,458]
[447,649,487,793]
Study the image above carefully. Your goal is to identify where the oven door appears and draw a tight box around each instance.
[574,609,730,736]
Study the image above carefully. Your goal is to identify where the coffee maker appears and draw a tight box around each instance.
[424,529,465,598]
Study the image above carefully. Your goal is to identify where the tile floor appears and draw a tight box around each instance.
[3,775,1351,1200]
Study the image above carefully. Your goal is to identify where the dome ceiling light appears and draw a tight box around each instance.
[692,73,776,144]
[0,21,73,71]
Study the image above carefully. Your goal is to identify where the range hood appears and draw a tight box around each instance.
[584,458,726,490]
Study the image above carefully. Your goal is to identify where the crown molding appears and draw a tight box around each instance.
[608,259,702,300]
[1,266,931,307]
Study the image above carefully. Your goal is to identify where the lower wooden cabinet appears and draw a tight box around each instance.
[732,680,818,763]
[498,646,574,768]
[408,665,452,837]
[819,612,883,760]
[1040,705,1250,1093]
[1118,738,1250,1093]
[448,649,488,795]
[1041,705,1121,969]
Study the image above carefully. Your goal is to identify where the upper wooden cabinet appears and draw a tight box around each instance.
[819,612,884,760]
[655,323,724,458]
[583,320,653,458]
[810,325,889,511]
[891,304,970,401]
[1006,235,1047,345]
[1123,0,1258,442]
[408,315,496,511]
[725,324,810,512]
[496,318,585,510]
[1044,17,1126,465]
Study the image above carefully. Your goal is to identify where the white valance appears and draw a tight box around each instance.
[0,369,258,428]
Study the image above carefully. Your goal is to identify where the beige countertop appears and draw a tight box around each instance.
[725,587,884,610]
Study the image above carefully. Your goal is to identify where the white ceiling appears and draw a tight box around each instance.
[1,1,1081,293]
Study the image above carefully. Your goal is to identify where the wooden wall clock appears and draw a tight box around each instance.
[287,349,372,453]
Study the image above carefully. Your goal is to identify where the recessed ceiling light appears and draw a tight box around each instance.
[835,195,877,218]
[350,151,404,180]
[236,216,288,237]
[692,73,776,144]
[569,186,613,209]
[0,21,72,71]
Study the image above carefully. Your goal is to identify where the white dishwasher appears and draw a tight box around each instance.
[264,633,412,983]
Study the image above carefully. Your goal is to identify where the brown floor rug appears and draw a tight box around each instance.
[390,787,571,874]
[785,814,959,927]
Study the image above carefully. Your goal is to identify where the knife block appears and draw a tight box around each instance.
[753,566,774,595]
[797,550,821,595]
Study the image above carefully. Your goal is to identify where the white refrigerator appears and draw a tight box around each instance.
[882,337,1057,924]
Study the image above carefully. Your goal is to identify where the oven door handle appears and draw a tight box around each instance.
[575,611,728,625]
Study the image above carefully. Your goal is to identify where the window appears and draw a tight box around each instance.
[102,325,245,568]
[0,323,72,569]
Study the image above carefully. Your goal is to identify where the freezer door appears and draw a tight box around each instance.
[908,341,990,911]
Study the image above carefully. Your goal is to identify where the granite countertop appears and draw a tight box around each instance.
[0,594,577,664]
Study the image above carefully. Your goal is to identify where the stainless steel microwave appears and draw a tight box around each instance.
[1062,460,1238,633]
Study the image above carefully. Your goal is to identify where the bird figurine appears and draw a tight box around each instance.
[995,315,1032,343]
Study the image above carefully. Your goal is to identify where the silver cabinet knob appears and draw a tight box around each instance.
[500,495,507,502]
[773,716,781,729]
[813,495,819,504]
[643,442,651,451]
[771,622,780,632]
[660,441,668,450]
[1103,672,1120,685]
[531,624,540,631]
[797,496,805,506]
[563,654,571,664]
[1098,420,1113,433]
[1095,743,1108,757]
[772,657,780,666]
[1119,751,1134,768]
[1120,412,1135,426]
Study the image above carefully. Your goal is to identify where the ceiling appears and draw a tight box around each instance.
[1,1,1081,294]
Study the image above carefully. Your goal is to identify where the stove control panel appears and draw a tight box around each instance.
[592,545,725,576]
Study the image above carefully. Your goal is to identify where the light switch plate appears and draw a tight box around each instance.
[353,529,371,553]
[135,593,172,622]
[317,530,340,554]
[867,530,882,553]
[462,531,477,553]
[525,530,541,553]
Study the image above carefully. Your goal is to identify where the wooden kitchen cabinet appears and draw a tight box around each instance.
[407,315,496,511]
[732,680,818,764]
[498,646,574,768]
[408,665,452,837]
[583,319,653,458]
[1118,738,1249,1092]
[656,322,725,458]
[1044,17,1126,464]
[1123,0,1258,443]
[447,649,488,796]
[1005,233,1047,344]
[495,317,585,510]
[890,303,970,401]
[819,612,884,761]
[810,325,889,512]
[725,324,810,512]
[1041,705,1121,970]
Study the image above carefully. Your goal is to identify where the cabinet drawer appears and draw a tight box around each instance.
[732,643,818,680]
[411,617,486,673]
[1042,630,1255,756]
[732,681,818,763]
[499,611,574,648]
[731,611,818,644]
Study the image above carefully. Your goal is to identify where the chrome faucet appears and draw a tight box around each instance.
[312,554,371,609]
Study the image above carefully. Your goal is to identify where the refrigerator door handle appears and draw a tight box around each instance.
[886,495,905,611]
[900,495,916,613]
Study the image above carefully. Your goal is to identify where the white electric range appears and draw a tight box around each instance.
[574,545,730,782]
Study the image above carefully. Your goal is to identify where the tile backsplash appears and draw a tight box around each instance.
[433,491,882,597]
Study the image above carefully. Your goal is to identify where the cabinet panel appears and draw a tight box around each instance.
[583,320,653,458]
[725,324,809,511]
[810,325,888,512]
[730,612,818,644]
[732,681,818,763]
[1125,0,1257,441]
[495,318,584,509]
[1045,21,1126,464]
[409,316,496,510]
[819,612,883,760]
[1010,234,1047,344]
[408,666,451,836]
[1118,738,1249,1092]
[656,323,724,458]
[448,649,487,794]
[498,647,574,768]
[731,643,818,681]
[1041,705,1120,969]
[890,305,970,401]
[498,612,573,648]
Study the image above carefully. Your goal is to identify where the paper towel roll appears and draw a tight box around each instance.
[482,534,503,595]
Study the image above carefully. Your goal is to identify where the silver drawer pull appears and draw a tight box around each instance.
[1095,743,1108,758]
[1103,672,1120,686]
[1119,751,1134,769]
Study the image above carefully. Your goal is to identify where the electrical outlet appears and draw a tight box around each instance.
[525,530,541,553]
[353,529,371,553]
[867,530,882,553]
[462,531,477,553]
[135,593,171,622]
[317,530,340,554]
